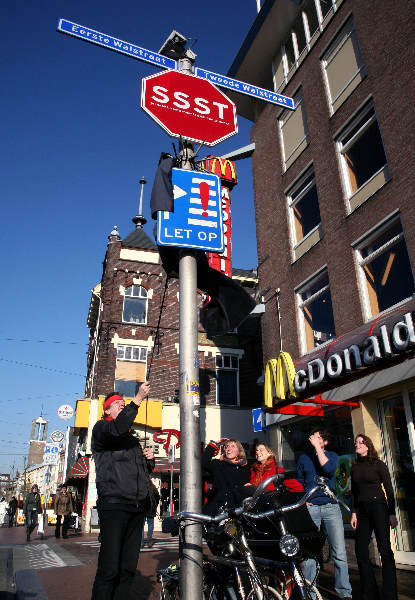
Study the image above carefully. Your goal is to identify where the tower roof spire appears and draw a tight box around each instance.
[132,176,147,229]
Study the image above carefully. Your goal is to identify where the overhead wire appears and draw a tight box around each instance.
[0,357,85,377]
[0,336,86,346]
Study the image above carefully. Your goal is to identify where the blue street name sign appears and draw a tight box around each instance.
[252,407,266,432]
[57,19,176,71]
[195,67,295,111]
[157,168,224,252]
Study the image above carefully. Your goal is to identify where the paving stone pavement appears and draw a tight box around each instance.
[0,524,415,599]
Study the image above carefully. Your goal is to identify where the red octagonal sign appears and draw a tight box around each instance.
[141,70,238,146]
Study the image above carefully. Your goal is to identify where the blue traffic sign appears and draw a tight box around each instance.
[57,19,176,71]
[195,67,295,111]
[157,169,224,252]
[252,407,266,432]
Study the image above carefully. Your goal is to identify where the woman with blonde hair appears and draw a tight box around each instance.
[249,443,303,493]
[202,437,250,515]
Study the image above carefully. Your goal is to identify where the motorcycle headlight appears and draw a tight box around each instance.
[278,534,300,557]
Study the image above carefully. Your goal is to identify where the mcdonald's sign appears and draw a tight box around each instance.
[264,352,298,407]
[264,353,324,416]
[200,156,237,186]
[200,155,237,279]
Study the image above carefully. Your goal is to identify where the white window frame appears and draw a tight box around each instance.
[122,285,148,325]
[336,101,388,203]
[287,166,321,253]
[273,0,340,92]
[117,344,148,362]
[115,344,148,398]
[279,89,309,171]
[296,267,335,354]
[353,216,414,322]
[321,18,365,115]
[215,353,240,407]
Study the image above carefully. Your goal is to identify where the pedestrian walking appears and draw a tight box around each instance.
[351,434,398,600]
[297,427,352,600]
[23,484,42,542]
[0,497,8,527]
[8,496,18,527]
[91,381,154,600]
[141,480,160,548]
[54,485,74,539]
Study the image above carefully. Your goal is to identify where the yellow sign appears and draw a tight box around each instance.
[264,352,299,407]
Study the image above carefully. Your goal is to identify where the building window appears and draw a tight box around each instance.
[336,102,389,212]
[117,345,147,362]
[279,89,309,171]
[354,217,415,320]
[322,18,365,114]
[272,48,285,92]
[287,167,322,260]
[122,285,148,324]
[216,354,239,406]
[318,0,335,21]
[296,268,336,353]
[304,0,319,41]
[272,0,340,93]
[115,344,147,397]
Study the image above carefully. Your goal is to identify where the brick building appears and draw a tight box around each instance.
[84,223,262,409]
[228,0,415,567]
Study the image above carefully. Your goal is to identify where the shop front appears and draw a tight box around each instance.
[265,299,415,567]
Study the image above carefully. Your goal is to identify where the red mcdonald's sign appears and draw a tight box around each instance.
[200,156,237,279]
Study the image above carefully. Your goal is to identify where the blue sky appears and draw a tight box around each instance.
[0,1,261,475]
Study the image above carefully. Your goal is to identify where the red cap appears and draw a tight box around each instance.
[103,394,123,411]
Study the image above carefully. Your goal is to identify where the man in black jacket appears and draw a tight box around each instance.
[91,381,153,600]
[23,484,42,542]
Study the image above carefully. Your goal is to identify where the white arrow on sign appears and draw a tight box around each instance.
[173,184,187,200]
[163,184,188,221]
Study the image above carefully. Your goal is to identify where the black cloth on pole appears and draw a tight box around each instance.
[150,154,176,218]
[150,156,257,338]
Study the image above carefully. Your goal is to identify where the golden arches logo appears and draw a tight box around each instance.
[201,156,237,183]
[264,352,299,407]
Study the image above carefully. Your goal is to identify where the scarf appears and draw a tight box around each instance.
[251,456,276,487]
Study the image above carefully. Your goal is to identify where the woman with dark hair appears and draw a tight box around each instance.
[351,434,398,600]
[202,438,250,515]
[248,443,303,493]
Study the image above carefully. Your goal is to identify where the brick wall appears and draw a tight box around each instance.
[250,0,415,364]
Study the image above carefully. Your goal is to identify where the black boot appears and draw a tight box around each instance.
[26,528,30,542]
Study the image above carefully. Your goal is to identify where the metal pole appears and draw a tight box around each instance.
[177,55,203,600]
[169,466,173,516]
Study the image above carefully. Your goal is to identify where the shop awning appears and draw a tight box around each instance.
[69,456,89,478]
[153,458,180,473]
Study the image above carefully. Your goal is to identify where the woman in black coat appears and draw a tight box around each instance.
[351,434,398,600]
[202,438,250,516]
